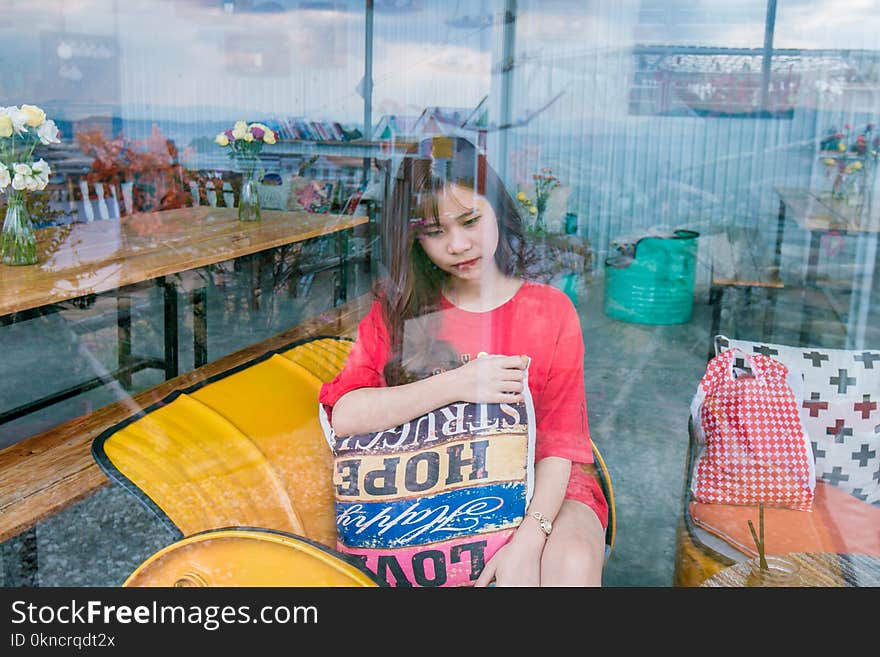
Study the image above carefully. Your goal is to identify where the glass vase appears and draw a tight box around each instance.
[745,555,801,587]
[1,191,38,266]
[238,170,262,222]
[533,208,546,233]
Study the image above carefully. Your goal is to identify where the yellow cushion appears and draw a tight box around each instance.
[94,337,355,547]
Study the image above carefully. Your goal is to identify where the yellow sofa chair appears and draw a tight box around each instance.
[93,336,615,586]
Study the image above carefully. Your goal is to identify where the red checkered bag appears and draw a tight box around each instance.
[690,348,815,511]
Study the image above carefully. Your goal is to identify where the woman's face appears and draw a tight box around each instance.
[414,183,500,283]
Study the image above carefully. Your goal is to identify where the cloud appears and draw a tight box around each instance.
[371,39,491,112]
[774,0,880,49]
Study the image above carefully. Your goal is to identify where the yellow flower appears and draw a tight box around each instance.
[243,131,254,142]
[20,104,45,127]
[838,142,847,152]
[214,132,229,147]
[516,191,527,202]
[823,158,836,166]
[851,161,862,170]
[263,130,276,145]
[0,115,12,138]
[529,206,537,214]
[232,121,247,140]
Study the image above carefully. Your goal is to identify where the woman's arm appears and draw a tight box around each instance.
[522,456,570,537]
[330,369,461,436]
[330,354,528,436]
[475,456,570,587]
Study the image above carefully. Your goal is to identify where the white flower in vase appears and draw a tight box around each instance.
[37,120,61,145]
[1,106,29,134]
[0,103,61,266]
[31,159,51,188]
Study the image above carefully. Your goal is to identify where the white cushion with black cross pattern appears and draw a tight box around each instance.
[715,336,880,505]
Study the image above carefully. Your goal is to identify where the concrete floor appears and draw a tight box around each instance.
[1,248,877,587]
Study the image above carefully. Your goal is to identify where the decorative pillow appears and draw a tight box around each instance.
[318,372,536,587]
[716,335,880,505]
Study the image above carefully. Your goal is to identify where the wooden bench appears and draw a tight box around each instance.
[0,293,372,583]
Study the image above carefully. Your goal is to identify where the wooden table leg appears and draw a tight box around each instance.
[763,286,779,343]
[116,290,132,390]
[708,285,724,362]
[774,198,786,277]
[192,286,207,369]
[334,229,350,307]
[162,277,179,380]
[799,231,822,345]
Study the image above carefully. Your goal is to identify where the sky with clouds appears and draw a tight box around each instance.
[0,0,876,125]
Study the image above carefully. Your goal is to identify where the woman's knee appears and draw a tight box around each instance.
[540,501,605,586]
[542,543,603,586]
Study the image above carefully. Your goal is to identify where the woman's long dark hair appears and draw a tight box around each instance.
[376,138,528,385]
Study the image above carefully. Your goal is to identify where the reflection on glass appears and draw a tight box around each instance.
[0,0,876,590]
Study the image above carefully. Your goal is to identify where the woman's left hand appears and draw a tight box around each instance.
[474,530,545,587]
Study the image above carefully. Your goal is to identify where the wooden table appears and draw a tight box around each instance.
[0,206,368,426]
[701,552,880,587]
[773,187,878,346]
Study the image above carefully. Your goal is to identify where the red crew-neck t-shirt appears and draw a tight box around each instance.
[319,281,607,526]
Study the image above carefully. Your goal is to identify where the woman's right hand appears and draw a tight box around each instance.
[451,354,528,404]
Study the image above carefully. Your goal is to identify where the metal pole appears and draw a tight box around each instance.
[362,0,374,186]
[760,0,777,115]
[497,0,517,182]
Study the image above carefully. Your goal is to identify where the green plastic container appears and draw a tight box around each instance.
[603,229,699,325]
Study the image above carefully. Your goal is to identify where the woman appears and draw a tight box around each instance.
[320,138,607,586]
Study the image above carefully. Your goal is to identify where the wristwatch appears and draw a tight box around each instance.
[530,511,552,538]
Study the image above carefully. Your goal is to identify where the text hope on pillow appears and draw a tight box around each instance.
[319,395,536,587]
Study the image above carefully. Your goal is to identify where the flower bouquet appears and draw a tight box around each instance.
[819,122,879,205]
[516,167,560,233]
[0,104,61,265]
[215,121,277,222]
[514,168,590,301]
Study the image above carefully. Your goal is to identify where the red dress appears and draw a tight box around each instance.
[319,281,608,528]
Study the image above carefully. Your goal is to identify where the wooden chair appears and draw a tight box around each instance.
[72,176,129,221]
[188,172,236,209]
[44,175,130,224]
[92,336,616,583]
[592,441,616,563]
[706,224,784,360]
